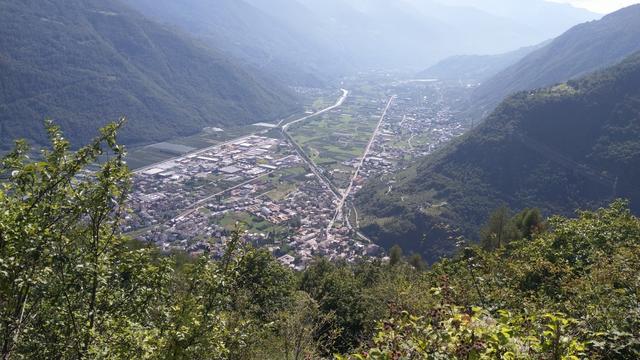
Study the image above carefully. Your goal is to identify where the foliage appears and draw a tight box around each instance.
[274,292,339,360]
[480,206,519,251]
[338,200,640,359]
[0,119,133,358]
[389,245,404,266]
[340,307,586,360]
[481,207,545,250]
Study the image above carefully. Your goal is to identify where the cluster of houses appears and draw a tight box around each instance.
[126,134,379,269]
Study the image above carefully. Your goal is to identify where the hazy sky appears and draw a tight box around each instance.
[548,0,640,13]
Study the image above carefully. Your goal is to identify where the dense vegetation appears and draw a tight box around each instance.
[357,50,640,262]
[0,0,298,149]
[470,4,640,115]
[1,122,639,359]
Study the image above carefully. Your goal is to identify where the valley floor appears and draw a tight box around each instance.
[126,75,472,268]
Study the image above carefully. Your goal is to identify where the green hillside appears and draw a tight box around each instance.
[0,0,298,149]
[470,4,640,116]
[356,52,640,261]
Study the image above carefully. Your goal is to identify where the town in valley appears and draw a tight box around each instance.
[125,78,470,269]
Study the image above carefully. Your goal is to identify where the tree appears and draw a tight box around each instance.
[480,206,519,250]
[234,247,295,321]
[389,245,403,266]
[0,121,255,359]
[0,119,139,358]
[275,292,338,360]
[299,259,369,353]
[513,208,545,239]
[408,253,426,271]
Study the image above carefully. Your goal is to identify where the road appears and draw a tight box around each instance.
[164,90,351,225]
[172,171,274,222]
[280,89,350,201]
[133,135,253,175]
[326,95,396,239]
[282,89,349,130]
[345,206,373,243]
[133,89,348,175]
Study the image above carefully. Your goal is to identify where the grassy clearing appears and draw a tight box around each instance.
[265,183,298,201]
[218,211,286,235]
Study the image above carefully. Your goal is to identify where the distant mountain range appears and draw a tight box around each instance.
[439,0,599,36]
[121,0,348,87]
[470,4,640,116]
[124,0,598,80]
[356,5,640,261]
[0,0,298,149]
[417,43,545,82]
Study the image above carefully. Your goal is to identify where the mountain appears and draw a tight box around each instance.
[121,0,347,86]
[0,0,298,149]
[401,0,571,57]
[123,0,597,75]
[443,0,598,39]
[298,0,595,68]
[417,43,544,82]
[356,51,640,261]
[471,4,640,115]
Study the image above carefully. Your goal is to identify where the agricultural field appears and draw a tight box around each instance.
[216,211,287,236]
[287,92,388,189]
[262,166,309,201]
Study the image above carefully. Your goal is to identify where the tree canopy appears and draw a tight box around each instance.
[1,123,639,358]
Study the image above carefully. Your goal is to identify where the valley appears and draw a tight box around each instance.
[5,2,640,358]
[126,77,470,269]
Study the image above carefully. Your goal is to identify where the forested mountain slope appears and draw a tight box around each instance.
[356,51,640,261]
[122,0,346,86]
[470,4,640,116]
[0,0,298,149]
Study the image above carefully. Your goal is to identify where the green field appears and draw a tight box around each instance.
[288,93,384,188]
[260,166,308,200]
[217,211,287,236]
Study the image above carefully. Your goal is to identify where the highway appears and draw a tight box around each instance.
[280,89,350,201]
[159,89,351,226]
[133,89,348,175]
[282,89,349,130]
